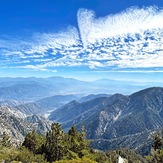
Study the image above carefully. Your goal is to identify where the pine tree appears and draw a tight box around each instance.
[22,130,45,154]
[68,125,80,153]
[68,125,90,158]
[43,123,66,162]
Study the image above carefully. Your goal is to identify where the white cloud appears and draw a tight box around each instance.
[77,6,163,46]
[0,6,163,72]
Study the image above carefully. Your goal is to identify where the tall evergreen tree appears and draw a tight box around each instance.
[22,130,45,154]
[68,125,90,158]
[43,123,66,162]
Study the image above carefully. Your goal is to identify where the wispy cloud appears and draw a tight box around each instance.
[0,6,163,72]
[77,7,163,44]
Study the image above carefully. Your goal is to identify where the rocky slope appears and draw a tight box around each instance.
[0,106,50,144]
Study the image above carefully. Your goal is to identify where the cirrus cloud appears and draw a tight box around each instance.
[0,6,163,72]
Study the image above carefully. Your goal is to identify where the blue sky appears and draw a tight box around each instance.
[0,0,163,82]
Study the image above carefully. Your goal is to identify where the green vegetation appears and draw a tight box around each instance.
[0,123,161,163]
[22,130,46,154]
[0,123,100,163]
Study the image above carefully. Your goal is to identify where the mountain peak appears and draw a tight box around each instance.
[131,87,163,98]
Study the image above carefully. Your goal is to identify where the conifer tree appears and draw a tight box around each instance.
[43,123,66,162]
[22,130,45,154]
[68,125,90,157]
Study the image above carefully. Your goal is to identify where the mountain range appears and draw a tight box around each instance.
[49,87,163,155]
[0,76,163,155]
[0,76,162,101]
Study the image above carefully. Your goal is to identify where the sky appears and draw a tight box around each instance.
[0,0,163,82]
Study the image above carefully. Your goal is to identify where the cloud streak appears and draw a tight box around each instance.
[0,6,163,72]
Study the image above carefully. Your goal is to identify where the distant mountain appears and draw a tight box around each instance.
[35,94,80,110]
[15,94,80,116]
[0,76,162,101]
[78,94,110,103]
[49,87,163,154]
[0,82,49,101]
[0,106,50,144]
[0,77,87,101]
[0,76,99,101]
